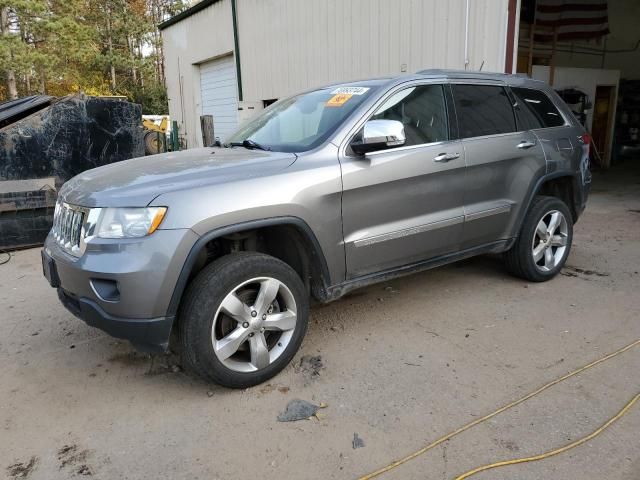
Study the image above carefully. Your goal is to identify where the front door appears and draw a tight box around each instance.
[340,83,466,278]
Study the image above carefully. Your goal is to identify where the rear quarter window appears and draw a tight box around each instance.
[511,87,566,128]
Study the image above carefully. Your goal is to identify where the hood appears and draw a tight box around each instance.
[59,147,297,207]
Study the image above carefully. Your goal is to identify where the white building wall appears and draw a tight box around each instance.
[163,0,511,148]
[238,0,510,101]
[162,0,235,148]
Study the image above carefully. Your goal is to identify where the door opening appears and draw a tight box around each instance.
[591,85,616,168]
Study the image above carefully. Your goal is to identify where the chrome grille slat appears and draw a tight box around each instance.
[51,201,87,257]
[61,208,66,241]
[62,208,69,244]
[73,211,81,245]
[64,208,71,245]
[58,207,63,241]
[66,209,72,245]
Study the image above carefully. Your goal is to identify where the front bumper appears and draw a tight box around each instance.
[56,287,173,352]
[42,228,198,352]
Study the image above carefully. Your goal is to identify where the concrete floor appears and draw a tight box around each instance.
[1,164,639,480]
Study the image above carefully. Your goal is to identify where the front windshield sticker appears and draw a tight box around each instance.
[326,93,353,107]
[331,86,370,95]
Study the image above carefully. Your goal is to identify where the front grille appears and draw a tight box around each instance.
[52,201,88,256]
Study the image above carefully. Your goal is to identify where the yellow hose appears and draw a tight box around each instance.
[454,392,639,480]
[358,338,640,480]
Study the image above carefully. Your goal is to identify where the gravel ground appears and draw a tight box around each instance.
[1,163,639,480]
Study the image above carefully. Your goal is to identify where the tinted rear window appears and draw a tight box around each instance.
[511,87,565,128]
[452,85,516,138]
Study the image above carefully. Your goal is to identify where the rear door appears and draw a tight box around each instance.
[340,82,466,278]
[451,83,547,249]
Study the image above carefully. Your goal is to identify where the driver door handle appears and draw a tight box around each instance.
[517,140,537,149]
[433,152,460,163]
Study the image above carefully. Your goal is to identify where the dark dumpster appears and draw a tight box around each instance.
[0,94,144,250]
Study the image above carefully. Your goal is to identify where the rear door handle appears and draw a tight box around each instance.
[433,152,460,163]
[517,140,537,149]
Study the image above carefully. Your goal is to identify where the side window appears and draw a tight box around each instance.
[452,85,516,138]
[511,87,566,128]
[371,84,448,146]
[509,88,544,131]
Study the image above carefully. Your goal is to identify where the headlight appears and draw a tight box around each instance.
[95,207,167,239]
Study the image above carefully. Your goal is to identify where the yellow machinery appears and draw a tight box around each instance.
[142,116,169,155]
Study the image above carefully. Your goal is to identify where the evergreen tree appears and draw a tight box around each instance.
[0,0,189,113]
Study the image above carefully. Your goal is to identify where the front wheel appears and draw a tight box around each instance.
[179,252,309,388]
[505,196,573,282]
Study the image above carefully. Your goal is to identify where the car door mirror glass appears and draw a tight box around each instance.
[351,119,406,155]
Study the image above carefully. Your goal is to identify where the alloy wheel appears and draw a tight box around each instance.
[212,277,297,372]
[531,210,569,272]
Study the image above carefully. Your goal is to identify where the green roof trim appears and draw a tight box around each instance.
[159,0,223,30]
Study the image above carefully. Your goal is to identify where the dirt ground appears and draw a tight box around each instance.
[1,164,639,480]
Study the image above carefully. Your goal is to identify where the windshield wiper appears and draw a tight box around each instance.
[226,139,271,151]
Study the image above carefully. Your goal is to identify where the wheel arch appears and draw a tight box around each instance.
[165,216,332,319]
[517,172,581,235]
[536,173,581,221]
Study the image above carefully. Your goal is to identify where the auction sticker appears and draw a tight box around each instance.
[331,87,369,95]
[326,93,353,107]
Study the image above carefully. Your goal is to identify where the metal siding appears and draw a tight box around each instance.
[237,0,508,102]
[468,0,509,72]
[200,56,238,141]
[162,0,509,146]
[162,0,234,148]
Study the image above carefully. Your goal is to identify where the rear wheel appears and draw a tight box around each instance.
[505,196,573,282]
[179,252,308,388]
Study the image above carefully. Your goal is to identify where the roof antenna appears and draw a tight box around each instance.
[479,60,485,71]
[463,0,470,70]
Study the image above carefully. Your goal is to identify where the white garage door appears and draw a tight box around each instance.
[200,55,238,142]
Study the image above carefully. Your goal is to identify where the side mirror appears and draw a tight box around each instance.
[351,119,406,155]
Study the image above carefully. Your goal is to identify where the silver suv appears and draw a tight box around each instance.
[42,70,591,388]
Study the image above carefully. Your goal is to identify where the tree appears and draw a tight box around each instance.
[0,6,18,99]
[0,0,189,113]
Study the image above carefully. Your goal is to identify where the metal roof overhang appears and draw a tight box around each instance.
[159,0,223,30]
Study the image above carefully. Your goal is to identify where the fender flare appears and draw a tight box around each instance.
[165,216,332,317]
[516,171,583,234]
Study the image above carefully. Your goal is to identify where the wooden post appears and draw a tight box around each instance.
[549,27,558,86]
[200,115,215,147]
[505,0,518,73]
[527,21,536,77]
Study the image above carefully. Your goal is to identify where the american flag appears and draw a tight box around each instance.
[533,0,610,42]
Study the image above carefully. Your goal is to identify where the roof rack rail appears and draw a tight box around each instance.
[416,68,508,77]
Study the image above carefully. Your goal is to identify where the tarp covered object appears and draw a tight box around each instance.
[0,94,144,249]
[0,95,55,128]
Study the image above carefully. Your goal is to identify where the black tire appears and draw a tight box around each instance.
[178,252,309,388]
[144,130,162,155]
[505,196,573,282]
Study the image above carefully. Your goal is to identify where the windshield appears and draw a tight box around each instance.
[225,84,380,153]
